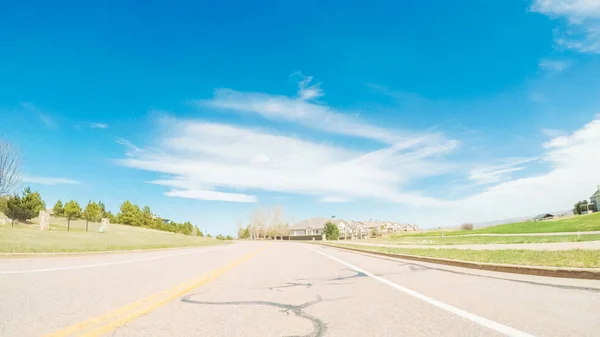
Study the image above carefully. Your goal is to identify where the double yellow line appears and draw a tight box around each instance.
[46,244,268,337]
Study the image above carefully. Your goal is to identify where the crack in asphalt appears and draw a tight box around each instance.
[181,294,328,337]
[328,270,367,281]
[268,282,313,292]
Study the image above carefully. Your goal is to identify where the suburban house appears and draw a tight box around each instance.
[591,186,600,212]
[331,219,353,239]
[533,213,554,221]
[289,217,421,240]
[289,217,330,239]
[347,221,368,239]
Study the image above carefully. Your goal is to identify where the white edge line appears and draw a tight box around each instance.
[309,245,535,337]
[0,246,228,275]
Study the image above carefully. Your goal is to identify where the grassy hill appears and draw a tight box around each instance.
[0,215,226,253]
[375,213,600,246]
[467,212,600,234]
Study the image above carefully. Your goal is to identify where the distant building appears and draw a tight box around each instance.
[533,213,554,221]
[590,185,600,212]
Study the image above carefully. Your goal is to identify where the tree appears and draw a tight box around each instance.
[195,226,204,237]
[207,233,212,238]
[64,200,82,231]
[0,139,20,196]
[0,196,7,215]
[324,221,339,240]
[573,200,589,215]
[226,235,233,240]
[238,226,250,239]
[105,211,116,224]
[4,194,23,226]
[216,234,226,240]
[20,187,45,219]
[53,200,64,216]
[141,205,153,227]
[98,201,107,217]
[4,187,45,225]
[118,201,142,227]
[371,227,379,238]
[83,201,101,231]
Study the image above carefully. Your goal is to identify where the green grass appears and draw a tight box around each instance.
[326,243,600,268]
[391,212,600,238]
[368,234,600,245]
[0,216,227,253]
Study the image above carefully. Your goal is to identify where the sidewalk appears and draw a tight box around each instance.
[337,240,600,251]
[457,230,600,237]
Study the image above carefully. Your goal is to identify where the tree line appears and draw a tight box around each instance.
[0,186,218,237]
[0,139,234,238]
[237,205,290,239]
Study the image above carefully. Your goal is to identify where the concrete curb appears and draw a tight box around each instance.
[321,244,600,280]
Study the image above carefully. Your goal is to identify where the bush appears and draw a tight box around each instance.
[460,223,474,230]
[324,221,339,240]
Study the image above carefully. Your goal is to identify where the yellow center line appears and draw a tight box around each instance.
[45,244,269,337]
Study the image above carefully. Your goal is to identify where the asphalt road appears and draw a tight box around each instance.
[1,242,599,337]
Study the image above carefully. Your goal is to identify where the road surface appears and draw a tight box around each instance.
[340,240,600,250]
[1,242,599,336]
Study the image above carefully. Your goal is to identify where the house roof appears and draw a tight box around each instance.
[592,186,600,198]
[360,221,382,229]
[290,217,331,230]
[533,213,554,220]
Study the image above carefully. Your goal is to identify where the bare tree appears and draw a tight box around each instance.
[0,139,20,196]
[271,205,284,240]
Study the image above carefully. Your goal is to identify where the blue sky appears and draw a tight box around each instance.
[1,0,600,235]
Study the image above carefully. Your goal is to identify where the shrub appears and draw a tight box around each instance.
[460,223,474,230]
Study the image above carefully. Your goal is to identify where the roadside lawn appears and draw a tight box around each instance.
[368,234,600,245]
[392,212,600,238]
[325,243,600,268]
[0,218,226,253]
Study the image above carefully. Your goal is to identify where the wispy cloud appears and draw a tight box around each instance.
[118,118,455,204]
[115,138,143,157]
[195,74,450,148]
[532,0,600,53]
[419,116,600,226]
[538,59,571,72]
[20,102,57,129]
[468,158,538,185]
[292,72,324,101]
[165,189,257,203]
[320,196,352,203]
[541,128,567,138]
[22,175,81,185]
[77,122,108,129]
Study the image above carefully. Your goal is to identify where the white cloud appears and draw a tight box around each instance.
[118,119,456,204]
[468,158,539,185]
[541,128,567,138]
[165,189,257,203]
[320,196,352,203]
[293,72,325,101]
[22,175,81,185]
[538,59,571,72]
[115,138,143,157]
[196,74,442,147]
[88,123,108,129]
[532,0,600,53]
[417,116,600,226]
